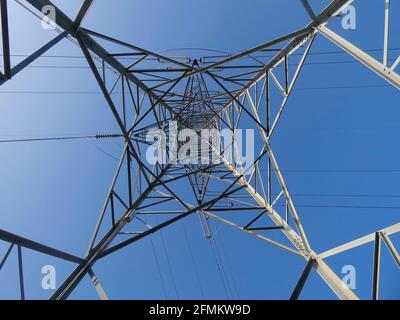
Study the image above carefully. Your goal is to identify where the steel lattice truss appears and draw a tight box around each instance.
[0,0,399,300]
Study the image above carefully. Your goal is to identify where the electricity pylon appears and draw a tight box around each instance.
[0,0,399,300]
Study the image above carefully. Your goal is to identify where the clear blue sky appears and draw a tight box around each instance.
[0,0,399,300]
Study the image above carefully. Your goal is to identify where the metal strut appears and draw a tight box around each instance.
[0,0,398,300]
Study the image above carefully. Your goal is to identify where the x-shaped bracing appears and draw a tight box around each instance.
[1,0,399,300]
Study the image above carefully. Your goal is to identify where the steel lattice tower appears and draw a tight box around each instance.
[0,0,399,300]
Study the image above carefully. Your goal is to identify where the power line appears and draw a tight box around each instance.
[0,134,124,162]
[158,227,180,300]
[149,236,168,299]
[293,84,391,91]
[2,58,398,70]
[281,125,400,132]
[276,204,400,210]
[3,134,400,177]
[215,232,240,299]
[209,199,400,210]
[281,169,400,173]
[181,221,205,298]
[85,139,121,162]
[2,47,399,60]
[0,134,123,144]
[0,84,393,96]
[203,47,400,60]
[289,193,400,198]
[255,168,400,174]
[208,237,232,299]
[0,91,110,94]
